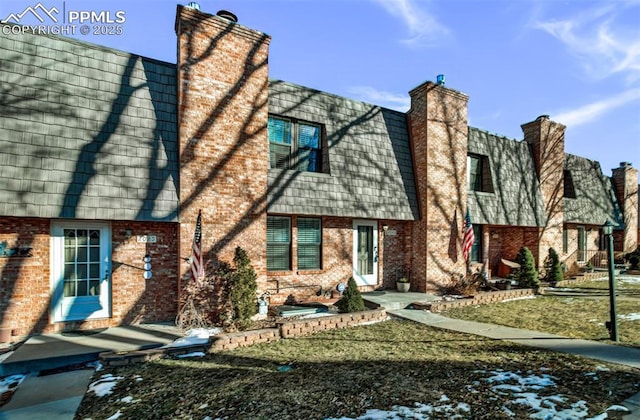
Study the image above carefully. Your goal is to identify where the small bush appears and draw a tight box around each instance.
[543,247,563,284]
[228,247,258,330]
[336,277,365,313]
[513,246,539,288]
[625,246,640,270]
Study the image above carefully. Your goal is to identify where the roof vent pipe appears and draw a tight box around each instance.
[186,2,200,10]
[436,74,445,86]
[216,10,238,23]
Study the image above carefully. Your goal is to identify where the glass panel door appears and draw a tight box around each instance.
[51,221,111,322]
[352,220,378,286]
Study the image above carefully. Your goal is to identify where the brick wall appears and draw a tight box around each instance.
[266,217,412,304]
[408,82,469,292]
[111,221,179,325]
[521,115,566,269]
[176,6,271,297]
[0,217,178,340]
[487,227,540,276]
[611,163,639,253]
[424,288,537,312]
[0,217,50,338]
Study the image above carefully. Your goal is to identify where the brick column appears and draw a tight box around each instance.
[408,82,469,291]
[521,115,566,267]
[611,162,639,253]
[176,6,270,286]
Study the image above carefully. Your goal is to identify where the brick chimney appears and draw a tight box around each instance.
[611,162,639,253]
[175,5,271,284]
[408,81,469,291]
[521,115,566,266]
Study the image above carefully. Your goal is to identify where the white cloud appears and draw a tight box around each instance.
[553,88,640,127]
[347,86,411,111]
[372,0,450,47]
[534,3,640,83]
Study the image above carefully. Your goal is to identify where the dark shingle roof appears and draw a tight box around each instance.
[0,27,178,221]
[267,80,419,220]
[564,154,623,226]
[467,128,546,227]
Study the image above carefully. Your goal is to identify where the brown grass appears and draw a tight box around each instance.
[75,319,640,419]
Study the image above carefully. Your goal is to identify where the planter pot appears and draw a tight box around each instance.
[396,282,410,293]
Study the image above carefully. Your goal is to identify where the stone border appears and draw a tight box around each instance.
[414,288,538,312]
[100,309,388,367]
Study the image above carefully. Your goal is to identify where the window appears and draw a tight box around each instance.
[267,216,291,271]
[470,224,482,262]
[467,154,494,192]
[562,229,568,254]
[564,170,577,198]
[268,115,322,172]
[577,226,586,262]
[297,218,321,270]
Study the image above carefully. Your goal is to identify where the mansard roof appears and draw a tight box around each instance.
[266,80,420,220]
[564,154,623,226]
[0,27,179,221]
[467,128,547,227]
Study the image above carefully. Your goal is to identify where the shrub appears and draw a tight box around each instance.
[543,247,563,284]
[513,246,539,288]
[228,247,258,330]
[625,246,640,270]
[336,277,365,313]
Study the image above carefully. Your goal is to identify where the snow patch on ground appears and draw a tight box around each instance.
[619,313,640,321]
[0,374,24,395]
[176,351,206,358]
[162,328,221,349]
[88,374,124,397]
[325,398,471,420]
[501,295,537,303]
[105,409,122,420]
[324,369,624,419]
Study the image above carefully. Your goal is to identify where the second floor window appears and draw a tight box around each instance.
[467,154,494,193]
[268,116,322,172]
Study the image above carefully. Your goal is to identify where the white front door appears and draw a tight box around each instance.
[50,221,111,322]
[353,220,378,286]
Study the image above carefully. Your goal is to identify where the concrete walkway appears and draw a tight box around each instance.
[0,323,182,420]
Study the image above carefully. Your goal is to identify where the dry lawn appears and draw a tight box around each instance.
[75,319,640,419]
[444,276,640,346]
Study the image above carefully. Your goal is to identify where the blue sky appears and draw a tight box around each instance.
[2,0,639,182]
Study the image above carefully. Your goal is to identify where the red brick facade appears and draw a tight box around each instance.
[522,116,566,269]
[408,82,469,292]
[612,163,639,253]
[0,217,178,338]
[176,6,270,295]
[1,5,638,343]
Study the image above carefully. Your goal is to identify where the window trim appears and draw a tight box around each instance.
[467,154,494,193]
[267,215,292,272]
[297,217,322,270]
[268,114,324,173]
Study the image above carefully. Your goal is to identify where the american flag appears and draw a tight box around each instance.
[191,210,204,282]
[462,208,475,261]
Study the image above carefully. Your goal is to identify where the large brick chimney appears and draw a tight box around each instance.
[408,81,469,291]
[611,162,639,253]
[521,115,565,266]
[175,5,271,285]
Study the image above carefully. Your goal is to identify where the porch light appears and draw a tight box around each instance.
[602,220,618,342]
